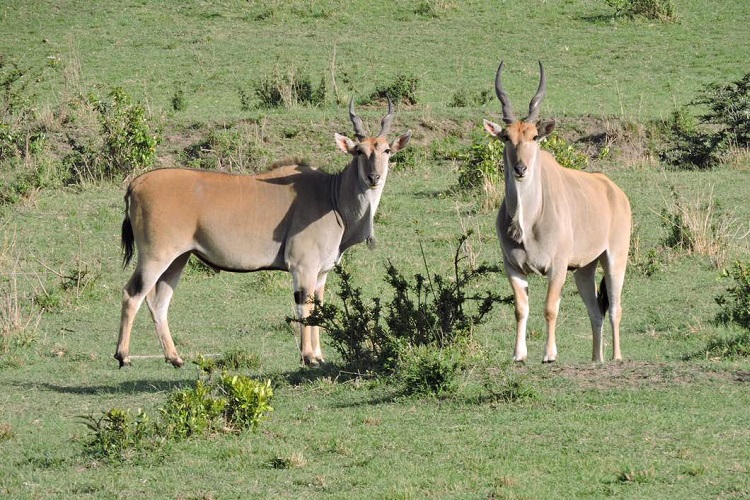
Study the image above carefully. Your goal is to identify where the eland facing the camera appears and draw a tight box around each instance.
[484,61,631,363]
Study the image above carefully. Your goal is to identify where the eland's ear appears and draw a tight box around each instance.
[335,133,356,154]
[536,120,556,141]
[483,119,504,138]
[391,130,411,153]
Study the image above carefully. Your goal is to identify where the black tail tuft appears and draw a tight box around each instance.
[597,277,609,317]
[121,191,135,268]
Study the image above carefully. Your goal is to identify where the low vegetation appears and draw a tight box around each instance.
[292,233,510,394]
[82,370,274,462]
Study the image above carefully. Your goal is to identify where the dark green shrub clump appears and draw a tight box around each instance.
[81,373,273,462]
[716,261,750,330]
[251,69,325,109]
[661,72,750,169]
[89,87,160,179]
[367,73,420,106]
[292,233,511,395]
[606,0,676,21]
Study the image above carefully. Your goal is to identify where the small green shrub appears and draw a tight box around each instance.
[80,408,154,462]
[89,87,160,179]
[543,134,588,170]
[661,72,750,169]
[82,374,274,461]
[399,345,463,396]
[457,133,504,192]
[183,126,269,172]
[252,68,325,109]
[606,0,676,21]
[159,380,227,439]
[716,261,750,330]
[481,368,538,404]
[171,89,186,111]
[448,88,492,108]
[367,73,420,106]
[217,374,274,431]
[685,331,750,361]
[194,348,262,373]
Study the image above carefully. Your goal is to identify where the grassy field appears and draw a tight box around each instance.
[2,1,750,498]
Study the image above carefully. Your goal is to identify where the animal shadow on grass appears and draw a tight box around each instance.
[268,363,406,406]
[23,379,192,396]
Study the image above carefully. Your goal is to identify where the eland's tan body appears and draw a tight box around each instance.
[484,61,631,363]
[115,100,410,368]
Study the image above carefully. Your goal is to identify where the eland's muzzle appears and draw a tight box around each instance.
[514,163,527,178]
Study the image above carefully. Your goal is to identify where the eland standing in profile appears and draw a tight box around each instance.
[115,98,411,368]
[483,61,631,363]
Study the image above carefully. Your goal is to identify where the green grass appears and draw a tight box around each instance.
[2,0,750,498]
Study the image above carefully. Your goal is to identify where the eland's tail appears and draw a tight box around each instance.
[597,277,609,317]
[121,189,135,269]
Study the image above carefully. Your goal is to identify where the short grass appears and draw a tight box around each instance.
[2,1,750,498]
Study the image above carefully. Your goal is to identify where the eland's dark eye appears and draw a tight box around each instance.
[384,148,392,155]
[532,135,539,141]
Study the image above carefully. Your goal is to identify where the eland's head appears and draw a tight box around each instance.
[335,97,411,190]
[483,61,555,182]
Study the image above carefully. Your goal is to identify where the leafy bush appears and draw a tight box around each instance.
[82,373,273,461]
[293,233,510,384]
[89,87,160,179]
[606,0,676,21]
[399,345,463,396]
[716,261,750,330]
[217,374,274,431]
[299,265,393,374]
[252,69,325,108]
[543,134,588,170]
[80,408,154,462]
[661,72,750,169]
[457,134,504,192]
[448,88,492,108]
[159,380,227,439]
[367,73,420,106]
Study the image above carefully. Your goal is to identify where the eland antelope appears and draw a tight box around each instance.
[483,61,631,363]
[115,99,411,368]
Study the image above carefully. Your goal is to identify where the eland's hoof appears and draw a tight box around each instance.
[166,357,184,368]
[115,354,131,369]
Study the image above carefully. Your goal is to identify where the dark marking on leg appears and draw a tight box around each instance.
[294,290,305,305]
[126,272,144,297]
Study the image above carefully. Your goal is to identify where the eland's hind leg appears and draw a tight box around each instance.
[310,273,328,364]
[602,255,627,362]
[542,269,567,363]
[574,261,605,363]
[145,253,191,368]
[116,258,173,368]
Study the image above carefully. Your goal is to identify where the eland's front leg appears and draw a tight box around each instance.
[292,270,320,366]
[507,267,530,362]
[310,277,328,364]
[542,269,567,363]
